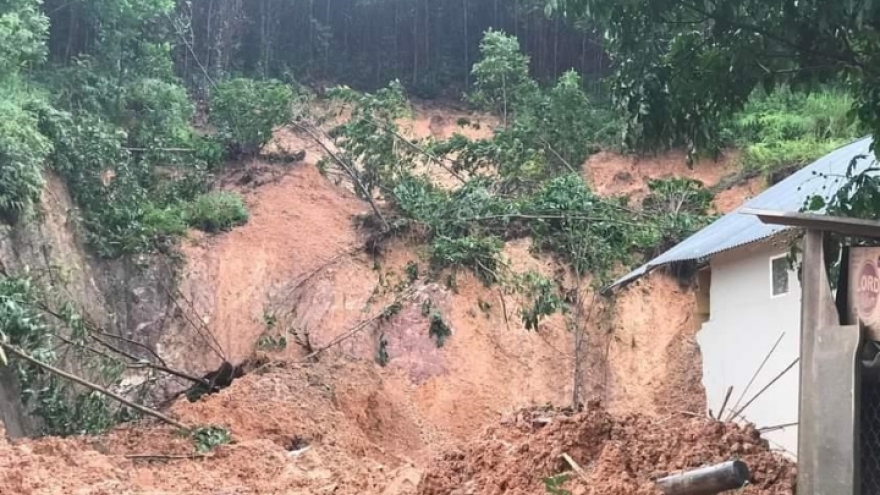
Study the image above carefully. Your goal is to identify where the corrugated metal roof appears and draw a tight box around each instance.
[605,137,877,292]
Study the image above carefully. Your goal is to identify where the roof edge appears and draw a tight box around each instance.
[601,227,793,296]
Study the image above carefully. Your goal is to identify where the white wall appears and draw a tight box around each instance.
[697,241,801,457]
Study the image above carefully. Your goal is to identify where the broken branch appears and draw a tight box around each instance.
[725,332,785,422]
[290,121,390,231]
[302,288,416,361]
[561,453,589,482]
[125,453,213,461]
[0,342,189,430]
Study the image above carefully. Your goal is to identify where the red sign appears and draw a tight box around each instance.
[858,260,880,316]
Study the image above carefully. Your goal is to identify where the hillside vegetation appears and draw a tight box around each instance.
[0,0,868,455]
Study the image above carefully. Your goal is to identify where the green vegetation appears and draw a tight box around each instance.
[551,0,880,230]
[0,1,50,220]
[321,30,717,344]
[0,0,263,259]
[0,90,51,220]
[186,192,249,233]
[547,0,879,167]
[0,276,130,436]
[324,32,713,291]
[642,178,716,254]
[514,271,566,331]
[191,425,232,453]
[543,474,572,495]
[468,30,538,124]
[4,0,878,438]
[727,88,863,177]
[211,78,297,158]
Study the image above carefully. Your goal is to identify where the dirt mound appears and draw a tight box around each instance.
[0,361,423,495]
[418,405,795,495]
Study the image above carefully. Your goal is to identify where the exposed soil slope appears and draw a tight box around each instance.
[1,106,784,495]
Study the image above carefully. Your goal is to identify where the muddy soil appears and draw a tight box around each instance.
[419,405,795,495]
[0,107,783,495]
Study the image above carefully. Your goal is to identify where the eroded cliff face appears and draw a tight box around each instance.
[0,174,176,438]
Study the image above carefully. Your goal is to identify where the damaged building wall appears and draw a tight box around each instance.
[697,240,801,456]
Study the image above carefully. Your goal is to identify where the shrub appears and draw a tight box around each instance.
[0,94,51,219]
[186,191,249,233]
[191,425,232,453]
[515,271,566,331]
[123,78,195,164]
[641,178,715,254]
[323,81,410,198]
[0,276,125,436]
[211,78,294,157]
[0,0,49,76]
[727,86,864,174]
[430,235,503,285]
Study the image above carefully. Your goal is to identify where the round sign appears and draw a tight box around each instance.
[858,260,880,317]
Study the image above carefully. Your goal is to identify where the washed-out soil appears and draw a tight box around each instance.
[418,404,796,495]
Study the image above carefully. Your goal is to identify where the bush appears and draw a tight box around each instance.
[456,33,619,188]
[211,78,294,157]
[0,93,51,219]
[123,78,195,164]
[37,95,213,257]
[430,235,503,285]
[186,191,249,233]
[323,81,410,198]
[641,178,715,255]
[0,276,125,436]
[727,87,864,174]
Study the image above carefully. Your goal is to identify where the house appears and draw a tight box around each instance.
[605,137,878,457]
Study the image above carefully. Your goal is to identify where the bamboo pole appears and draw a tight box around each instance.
[728,357,799,422]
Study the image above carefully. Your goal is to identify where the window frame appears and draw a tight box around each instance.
[770,254,791,298]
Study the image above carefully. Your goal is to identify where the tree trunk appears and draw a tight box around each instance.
[463,0,469,87]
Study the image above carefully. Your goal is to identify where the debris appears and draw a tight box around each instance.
[656,460,749,495]
[561,453,588,482]
[288,446,312,458]
[418,405,796,495]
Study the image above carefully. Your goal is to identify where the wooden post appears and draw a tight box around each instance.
[655,460,749,495]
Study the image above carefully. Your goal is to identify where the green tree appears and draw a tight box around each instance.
[548,0,880,217]
[211,78,295,157]
[469,29,538,125]
[0,0,49,76]
[547,0,879,156]
[0,0,51,219]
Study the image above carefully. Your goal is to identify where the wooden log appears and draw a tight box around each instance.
[656,460,749,495]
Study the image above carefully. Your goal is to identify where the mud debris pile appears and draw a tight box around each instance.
[418,404,796,495]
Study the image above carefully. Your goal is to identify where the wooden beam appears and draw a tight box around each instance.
[742,208,880,239]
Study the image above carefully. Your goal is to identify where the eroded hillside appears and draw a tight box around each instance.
[0,106,785,495]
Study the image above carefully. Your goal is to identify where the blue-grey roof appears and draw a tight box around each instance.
[606,137,878,292]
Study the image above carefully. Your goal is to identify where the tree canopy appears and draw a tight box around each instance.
[547,0,880,158]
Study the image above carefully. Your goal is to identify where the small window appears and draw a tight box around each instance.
[771,256,790,297]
